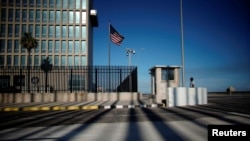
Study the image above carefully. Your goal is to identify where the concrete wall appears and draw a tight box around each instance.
[167,87,207,107]
[0,92,141,103]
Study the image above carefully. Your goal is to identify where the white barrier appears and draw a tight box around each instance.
[167,87,207,107]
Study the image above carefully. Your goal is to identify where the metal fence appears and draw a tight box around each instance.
[0,66,138,93]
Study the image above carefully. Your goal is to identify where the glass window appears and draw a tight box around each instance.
[56,11,60,23]
[75,11,80,24]
[69,11,74,23]
[29,10,34,22]
[62,41,66,53]
[21,55,26,66]
[75,41,80,53]
[63,0,67,8]
[36,10,41,22]
[82,0,86,9]
[1,9,6,21]
[14,55,19,66]
[43,0,47,7]
[81,56,86,65]
[8,24,13,37]
[56,0,61,8]
[49,11,54,23]
[76,0,80,9]
[41,55,46,62]
[74,56,79,66]
[54,55,59,66]
[55,41,60,53]
[35,42,40,53]
[42,26,47,38]
[56,26,60,38]
[15,9,20,22]
[21,47,26,53]
[0,40,5,53]
[7,56,11,66]
[49,0,54,7]
[16,0,21,6]
[69,1,74,8]
[48,41,53,53]
[34,55,39,66]
[68,41,73,53]
[14,40,19,53]
[15,25,20,37]
[69,26,73,38]
[9,0,14,6]
[82,41,86,53]
[62,11,67,23]
[0,55,4,66]
[82,26,86,39]
[35,25,40,38]
[23,0,28,6]
[41,40,46,53]
[75,26,80,38]
[30,0,34,7]
[36,0,41,7]
[81,41,86,53]
[22,25,27,34]
[62,26,67,38]
[0,25,6,37]
[22,9,27,22]
[82,12,86,24]
[42,10,47,22]
[61,55,66,66]
[7,40,12,53]
[68,56,73,66]
[162,68,175,80]
[49,26,54,38]
[28,25,33,35]
[8,9,14,22]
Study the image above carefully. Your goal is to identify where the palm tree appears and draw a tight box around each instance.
[20,32,38,93]
[41,57,53,93]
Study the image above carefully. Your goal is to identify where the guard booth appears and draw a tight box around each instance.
[149,65,181,103]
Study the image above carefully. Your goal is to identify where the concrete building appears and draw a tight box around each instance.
[0,0,98,67]
[149,65,181,103]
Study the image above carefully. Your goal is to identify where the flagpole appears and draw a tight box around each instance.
[180,0,185,87]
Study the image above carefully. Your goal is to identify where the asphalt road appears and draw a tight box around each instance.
[0,95,249,141]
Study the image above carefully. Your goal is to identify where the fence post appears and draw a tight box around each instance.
[119,69,122,92]
[20,69,22,92]
[70,68,73,93]
[95,68,98,93]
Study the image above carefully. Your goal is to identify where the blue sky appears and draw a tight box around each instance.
[92,0,250,93]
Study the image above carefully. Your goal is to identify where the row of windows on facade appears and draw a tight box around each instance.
[0,40,87,54]
[0,25,86,38]
[1,10,87,24]
[1,0,87,9]
[0,55,87,66]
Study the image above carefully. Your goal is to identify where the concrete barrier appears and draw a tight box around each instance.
[167,87,207,107]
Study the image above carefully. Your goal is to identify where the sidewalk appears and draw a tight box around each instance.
[0,100,164,112]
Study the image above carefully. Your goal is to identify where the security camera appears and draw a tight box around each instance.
[132,50,136,54]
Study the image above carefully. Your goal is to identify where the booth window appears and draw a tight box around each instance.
[162,68,174,81]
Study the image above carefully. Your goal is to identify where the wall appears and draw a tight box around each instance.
[167,87,207,107]
[0,92,141,103]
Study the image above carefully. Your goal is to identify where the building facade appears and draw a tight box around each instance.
[0,0,98,67]
[0,0,98,92]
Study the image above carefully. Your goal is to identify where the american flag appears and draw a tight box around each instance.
[110,24,124,46]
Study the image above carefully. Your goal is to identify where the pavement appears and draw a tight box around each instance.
[0,100,164,112]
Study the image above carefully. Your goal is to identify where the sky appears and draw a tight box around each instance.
[92,0,250,93]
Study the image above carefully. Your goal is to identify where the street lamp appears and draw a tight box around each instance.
[126,48,135,66]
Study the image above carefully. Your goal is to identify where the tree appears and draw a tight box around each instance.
[41,57,53,93]
[20,32,38,93]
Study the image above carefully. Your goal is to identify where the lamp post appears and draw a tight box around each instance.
[126,48,135,66]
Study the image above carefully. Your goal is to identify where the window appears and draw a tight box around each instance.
[9,0,14,6]
[21,55,26,66]
[76,0,80,9]
[15,9,20,22]
[81,41,86,53]
[75,11,80,24]
[74,56,79,66]
[61,55,66,66]
[49,0,54,8]
[56,0,61,8]
[0,55,4,66]
[29,0,34,7]
[42,10,47,22]
[63,0,67,8]
[82,12,86,23]
[49,11,54,23]
[82,26,86,39]
[8,24,13,37]
[41,41,46,53]
[29,10,34,22]
[0,25,6,37]
[42,26,47,38]
[15,25,20,37]
[62,11,67,23]
[35,42,40,53]
[48,41,53,53]
[0,40,5,53]
[22,25,27,34]
[34,55,39,66]
[54,55,59,66]
[49,26,54,38]
[22,9,27,22]
[16,0,21,6]
[82,0,86,9]
[69,11,74,23]
[62,41,66,53]
[55,41,60,53]
[36,0,41,7]
[55,26,60,38]
[7,40,12,53]
[62,26,67,38]
[36,10,41,22]
[68,56,73,66]
[69,26,73,38]
[14,55,19,65]
[43,0,47,7]
[14,40,19,53]
[75,41,80,53]
[162,68,175,81]
[7,55,11,66]
[23,0,28,6]
[29,25,33,35]
[75,26,80,38]
[81,56,86,65]
[1,9,6,21]
[8,9,14,22]
[35,25,40,38]
[68,41,73,53]
[56,11,60,23]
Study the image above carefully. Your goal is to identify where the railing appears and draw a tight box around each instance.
[0,66,138,93]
